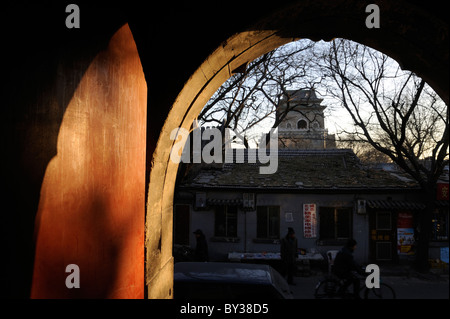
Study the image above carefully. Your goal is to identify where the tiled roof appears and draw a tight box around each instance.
[178,149,420,191]
[282,89,322,104]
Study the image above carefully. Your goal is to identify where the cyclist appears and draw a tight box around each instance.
[332,238,365,299]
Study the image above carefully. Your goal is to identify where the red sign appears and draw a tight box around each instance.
[303,204,317,238]
[397,212,414,228]
[437,183,449,201]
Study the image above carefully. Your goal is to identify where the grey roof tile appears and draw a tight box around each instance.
[178,149,419,191]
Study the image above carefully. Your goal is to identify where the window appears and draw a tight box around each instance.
[297,119,307,130]
[311,121,320,130]
[286,123,292,129]
[256,206,280,239]
[432,210,448,241]
[319,207,352,240]
[214,206,237,237]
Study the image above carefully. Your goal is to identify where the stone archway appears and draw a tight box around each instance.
[144,1,448,298]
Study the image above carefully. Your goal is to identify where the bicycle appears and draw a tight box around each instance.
[314,273,396,299]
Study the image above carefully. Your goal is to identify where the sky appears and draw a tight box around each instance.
[199,38,447,154]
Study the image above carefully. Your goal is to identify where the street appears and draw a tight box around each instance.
[289,274,449,299]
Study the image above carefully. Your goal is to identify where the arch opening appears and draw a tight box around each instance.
[144,1,448,298]
[297,119,308,130]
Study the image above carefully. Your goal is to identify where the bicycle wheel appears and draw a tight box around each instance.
[314,278,339,299]
[364,283,396,299]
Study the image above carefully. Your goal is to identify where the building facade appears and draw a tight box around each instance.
[174,149,443,265]
[174,89,448,268]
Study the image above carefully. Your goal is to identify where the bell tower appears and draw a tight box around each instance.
[277,89,336,149]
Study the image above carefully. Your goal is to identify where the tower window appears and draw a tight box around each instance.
[297,119,308,129]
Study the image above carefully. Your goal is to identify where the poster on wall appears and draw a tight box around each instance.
[303,204,317,238]
[285,212,294,222]
[441,247,449,264]
[397,212,415,255]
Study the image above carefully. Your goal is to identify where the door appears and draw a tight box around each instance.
[31,24,147,298]
[369,211,396,261]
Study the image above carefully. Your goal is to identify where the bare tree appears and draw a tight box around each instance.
[320,38,449,271]
[337,135,392,164]
[198,37,448,271]
[199,40,318,147]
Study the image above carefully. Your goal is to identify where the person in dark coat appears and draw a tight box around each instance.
[280,227,298,285]
[332,238,365,298]
[193,229,209,262]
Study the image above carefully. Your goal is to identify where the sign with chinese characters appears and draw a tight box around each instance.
[437,183,449,201]
[303,204,317,238]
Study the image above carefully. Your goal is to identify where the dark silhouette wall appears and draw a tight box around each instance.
[1,0,447,298]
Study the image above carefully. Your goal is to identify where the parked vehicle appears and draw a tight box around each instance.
[174,262,294,299]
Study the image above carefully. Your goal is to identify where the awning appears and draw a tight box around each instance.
[366,200,426,210]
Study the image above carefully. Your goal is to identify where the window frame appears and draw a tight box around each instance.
[256,206,280,240]
[214,205,238,238]
[431,209,449,241]
[318,206,353,242]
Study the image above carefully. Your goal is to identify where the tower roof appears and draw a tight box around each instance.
[281,89,323,105]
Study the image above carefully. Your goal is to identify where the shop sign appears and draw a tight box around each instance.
[437,183,449,200]
[303,204,317,238]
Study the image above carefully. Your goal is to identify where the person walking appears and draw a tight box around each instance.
[280,227,298,285]
[193,229,209,262]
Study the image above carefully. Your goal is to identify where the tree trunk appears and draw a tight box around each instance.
[414,188,436,273]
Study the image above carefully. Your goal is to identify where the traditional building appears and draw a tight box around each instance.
[174,152,445,267]
[277,89,336,150]
[173,90,448,269]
